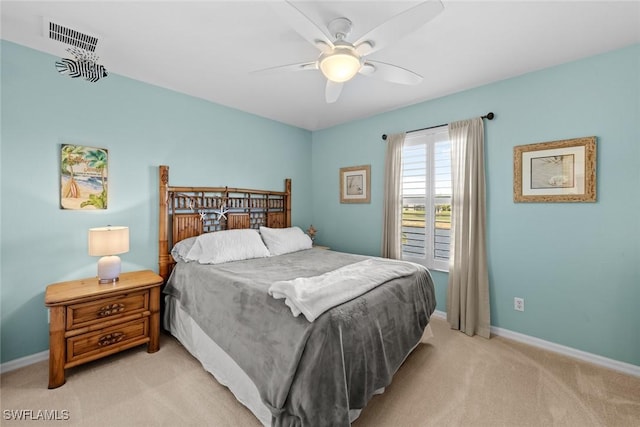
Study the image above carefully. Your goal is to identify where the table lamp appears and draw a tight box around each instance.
[88,226,129,283]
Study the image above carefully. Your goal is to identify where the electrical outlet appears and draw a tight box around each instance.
[514,297,525,312]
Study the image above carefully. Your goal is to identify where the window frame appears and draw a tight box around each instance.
[401,126,451,272]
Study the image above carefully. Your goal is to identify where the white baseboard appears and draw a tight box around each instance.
[0,350,48,374]
[431,309,640,377]
[432,309,447,319]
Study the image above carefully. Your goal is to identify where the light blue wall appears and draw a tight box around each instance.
[0,41,312,363]
[2,40,639,368]
[311,45,640,366]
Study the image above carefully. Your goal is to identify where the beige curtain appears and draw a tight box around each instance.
[446,118,491,338]
[381,132,406,259]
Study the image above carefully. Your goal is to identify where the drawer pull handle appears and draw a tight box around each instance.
[97,303,125,317]
[98,332,125,346]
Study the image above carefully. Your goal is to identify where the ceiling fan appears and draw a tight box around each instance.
[259,0,444,103]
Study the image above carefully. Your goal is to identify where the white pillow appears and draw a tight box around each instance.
[173,229,270,264]
[259,226,313,256]
[171,236,198,263]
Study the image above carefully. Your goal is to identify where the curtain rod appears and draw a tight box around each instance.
[381,112,495,141]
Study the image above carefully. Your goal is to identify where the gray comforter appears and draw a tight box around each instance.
[163,248,436,426]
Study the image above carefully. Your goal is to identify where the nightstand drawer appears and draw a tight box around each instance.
[66,291,149,329]
[66,318,149,364]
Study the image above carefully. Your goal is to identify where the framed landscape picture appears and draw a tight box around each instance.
[60,144,109,209]
[340,165,370,204]
[513,136,596,203]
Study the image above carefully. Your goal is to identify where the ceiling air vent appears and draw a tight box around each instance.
[46,20,98,52]
[44,18,107,83]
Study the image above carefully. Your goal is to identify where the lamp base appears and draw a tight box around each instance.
[97,255,122,284]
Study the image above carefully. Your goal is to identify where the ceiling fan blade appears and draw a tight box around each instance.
[354,0,444,56]
[325,80,344,103]
[252,61,318,75]
[270,1,334,52]
[360,61,423,85]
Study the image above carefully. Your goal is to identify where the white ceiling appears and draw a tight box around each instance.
[2,1,639,131]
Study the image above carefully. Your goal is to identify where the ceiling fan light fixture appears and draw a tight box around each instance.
[319,47,361,83]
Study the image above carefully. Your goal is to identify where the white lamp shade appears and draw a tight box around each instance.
[88,226,129,256]
[319,48,361,83]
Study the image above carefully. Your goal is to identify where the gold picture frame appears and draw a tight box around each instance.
[514,136,596,203]
[340,165,371,204]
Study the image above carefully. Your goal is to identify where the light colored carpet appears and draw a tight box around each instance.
[1,318,639,426]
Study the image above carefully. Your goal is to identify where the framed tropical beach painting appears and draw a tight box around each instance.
[60,144,109,209]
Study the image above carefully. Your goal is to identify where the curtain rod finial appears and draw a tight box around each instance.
[382,134,388,140]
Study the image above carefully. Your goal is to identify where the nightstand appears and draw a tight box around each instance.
[45,270,163,389]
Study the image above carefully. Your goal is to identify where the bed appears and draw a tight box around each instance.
[157,165,437,426]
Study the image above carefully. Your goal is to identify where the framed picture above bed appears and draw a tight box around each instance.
[513,136,596,203]
[340,165,371,204]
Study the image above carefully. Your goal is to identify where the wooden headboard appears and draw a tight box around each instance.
[158,165,291,280]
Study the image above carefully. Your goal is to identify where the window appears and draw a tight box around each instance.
[401,126,451,271]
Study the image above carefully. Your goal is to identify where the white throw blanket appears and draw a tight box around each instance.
[268,258,419,322]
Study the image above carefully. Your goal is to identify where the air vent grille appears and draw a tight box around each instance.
[48,21,98,52]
